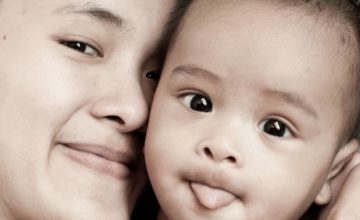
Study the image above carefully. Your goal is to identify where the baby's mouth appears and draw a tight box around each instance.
[190,182,237,210]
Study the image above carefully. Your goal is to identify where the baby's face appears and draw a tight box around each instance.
[0,0,174,219]
[145,1,352,219]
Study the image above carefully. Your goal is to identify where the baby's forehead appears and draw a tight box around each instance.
[185,0,357,72]
[174,1,355,98]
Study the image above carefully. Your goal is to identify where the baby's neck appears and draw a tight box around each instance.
[157,210,167,220]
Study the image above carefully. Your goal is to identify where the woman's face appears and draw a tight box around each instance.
[0,0,174,219]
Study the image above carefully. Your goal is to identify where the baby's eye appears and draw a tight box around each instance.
[180,93,212,112]
[259,118,292,138]
[60,40,102,57]
[146,70,161,82]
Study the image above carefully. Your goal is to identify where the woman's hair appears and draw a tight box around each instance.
[158,0,193,58]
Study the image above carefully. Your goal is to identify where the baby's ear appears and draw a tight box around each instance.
[314,139,359,205]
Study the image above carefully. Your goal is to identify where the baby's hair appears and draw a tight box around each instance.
[350,0,360,6]
[349,0,360,138]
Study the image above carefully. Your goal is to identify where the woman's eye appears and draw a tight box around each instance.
[180,93,212,112]
[60,40,102,57]
[259,119,292,138]
[146,70,161,82]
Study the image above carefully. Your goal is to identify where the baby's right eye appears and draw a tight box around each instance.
[258,118,293,138]
[179,93,212,112]
[60,40,102,57]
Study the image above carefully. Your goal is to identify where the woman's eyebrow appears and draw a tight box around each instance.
[55,2,128,30]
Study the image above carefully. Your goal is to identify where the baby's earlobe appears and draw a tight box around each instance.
[314,139,359,205]
[315,181,331,205]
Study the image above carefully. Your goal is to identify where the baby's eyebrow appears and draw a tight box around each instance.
[172,65,220,82]
[55,2,127,30]
[262,89,318,119]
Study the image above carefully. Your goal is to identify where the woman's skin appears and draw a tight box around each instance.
[0,0,175,219]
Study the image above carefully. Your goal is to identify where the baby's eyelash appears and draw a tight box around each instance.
[258,118,295,138]
[179,93,212,113]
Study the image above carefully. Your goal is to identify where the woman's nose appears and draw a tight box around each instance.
[89,81,149,133]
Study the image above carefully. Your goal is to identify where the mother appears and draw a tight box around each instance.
[0,0,180,219]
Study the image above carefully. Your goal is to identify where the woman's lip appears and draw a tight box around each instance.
[64,142,135,163]
[59,144,131,180]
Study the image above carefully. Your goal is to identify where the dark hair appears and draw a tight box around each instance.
[157,0,193,58]
[131,2,193,220]
[346,0,360,139]
[349,0,360,7]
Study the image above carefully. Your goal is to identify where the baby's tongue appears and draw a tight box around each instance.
[190,182,236,209]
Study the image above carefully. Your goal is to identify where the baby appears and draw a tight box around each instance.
[145,0,360,219]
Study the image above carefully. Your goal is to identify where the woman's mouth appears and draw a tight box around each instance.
[59,143,136,180]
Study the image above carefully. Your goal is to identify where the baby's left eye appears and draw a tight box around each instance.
[179,93,212,112]
[259,119,292,138]
[60,40,102,57]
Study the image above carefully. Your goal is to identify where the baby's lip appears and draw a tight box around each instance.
[190,182,237,210]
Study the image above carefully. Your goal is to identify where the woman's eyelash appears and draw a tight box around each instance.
[60,40,103,57]
[146,70,161,82]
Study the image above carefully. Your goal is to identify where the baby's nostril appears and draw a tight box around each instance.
[204,147,213,159]
[106,115,125,125]
[227,156,236,163]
